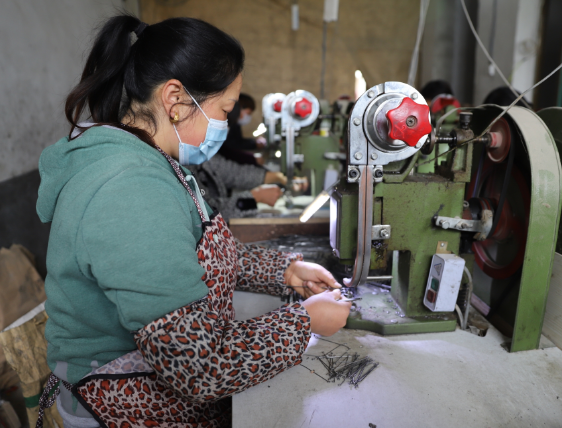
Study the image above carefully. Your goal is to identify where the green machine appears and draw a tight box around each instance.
[417,94,461,174]
[262,91,346,197]
[279,90,341,197]
[329,81,562,352]
[537,107,562,253]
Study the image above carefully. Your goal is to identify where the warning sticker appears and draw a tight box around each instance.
[433,263,443,276]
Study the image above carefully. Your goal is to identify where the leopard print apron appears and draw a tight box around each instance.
[64,148,310,428]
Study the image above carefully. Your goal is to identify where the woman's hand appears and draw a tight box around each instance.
[291,176,309,193]
[264,171,287,186]
[284,261,341,298]
[302,290,351,336]
[256,136,267,148]
[251,184,283,206]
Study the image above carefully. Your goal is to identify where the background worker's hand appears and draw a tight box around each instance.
[250,184,283,206]
[292,176,309,193]
[264,171,287,186]
[255,136,267,148]
[285,261,342,298]
[302,290,351,336]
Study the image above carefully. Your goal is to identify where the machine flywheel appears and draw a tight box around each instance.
[466,135,530,280]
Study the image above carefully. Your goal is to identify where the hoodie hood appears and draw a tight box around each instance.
[36,125,176,223]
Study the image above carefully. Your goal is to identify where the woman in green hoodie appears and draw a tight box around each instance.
[36,14,351,428]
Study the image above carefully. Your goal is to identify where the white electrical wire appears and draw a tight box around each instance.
[407,0,431,86]
[460,0,532,109]
[479,62,562,135]
[462,266,473,331]
[416,60,562,168]
[455,304,465,330]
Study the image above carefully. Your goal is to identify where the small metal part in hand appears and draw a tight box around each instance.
[338,297,362,302]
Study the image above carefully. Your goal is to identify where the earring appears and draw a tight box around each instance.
[170,112,179,123]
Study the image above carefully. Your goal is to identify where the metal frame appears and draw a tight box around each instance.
[262,93,285,144]
[347,165,374,288]
[507,107,562,352]
[281,90,320,193]
[344,82,427,288]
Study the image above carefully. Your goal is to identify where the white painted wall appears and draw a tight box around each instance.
[0,0,139,183]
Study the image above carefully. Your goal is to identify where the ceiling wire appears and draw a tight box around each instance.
[460,0,532,109]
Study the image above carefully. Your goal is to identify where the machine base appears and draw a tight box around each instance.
[345,286,458,335]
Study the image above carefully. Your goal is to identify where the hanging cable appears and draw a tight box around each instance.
[462,266,473,330]
[415,61,562,168]
[460,0,532,109]
[407,0,431,86]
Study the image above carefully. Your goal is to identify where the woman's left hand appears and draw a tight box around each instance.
[284,261,341,298]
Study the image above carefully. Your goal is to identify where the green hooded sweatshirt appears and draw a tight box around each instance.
[37,126,211,384]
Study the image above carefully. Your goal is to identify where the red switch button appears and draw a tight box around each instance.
[426,289,437,304]
[273,100,283,112]
[386,97,432,147]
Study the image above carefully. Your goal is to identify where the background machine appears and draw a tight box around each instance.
[329,81,561,352]
[263,90,343,198]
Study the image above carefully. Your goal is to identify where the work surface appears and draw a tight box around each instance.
[232,324,562,428]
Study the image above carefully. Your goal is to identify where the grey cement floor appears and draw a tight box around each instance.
[232,292,562,428]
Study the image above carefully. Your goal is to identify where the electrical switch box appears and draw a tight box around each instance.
[423,254,465,312]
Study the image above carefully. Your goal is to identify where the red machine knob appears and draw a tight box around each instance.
[430,94,461,114]
[294,97,313,118]
[273,100,283,112]
[386,97,432,147]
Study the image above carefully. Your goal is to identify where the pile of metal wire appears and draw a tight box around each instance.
[301,339,379,389]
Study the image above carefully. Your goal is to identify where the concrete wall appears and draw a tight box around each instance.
[419,0,478,104]
[140,0,420,134]
[0,0,138,183]
[473,0,542,105]
[419,0,542,106]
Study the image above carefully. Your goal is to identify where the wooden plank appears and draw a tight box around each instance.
[543,252,562,350]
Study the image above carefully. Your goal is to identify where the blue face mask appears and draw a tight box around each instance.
[177,87,229,165]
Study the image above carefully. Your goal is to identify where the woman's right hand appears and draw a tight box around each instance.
[301,290,351,337]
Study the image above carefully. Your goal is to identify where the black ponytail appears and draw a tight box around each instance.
[65,14,245,145]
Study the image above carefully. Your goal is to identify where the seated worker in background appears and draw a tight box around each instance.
[189,153,282,221]
[483,86,531,108]
[219,93,266,165]
[420,79,454,102]
[188,153,308,222]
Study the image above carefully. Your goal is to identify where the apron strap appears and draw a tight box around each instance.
[155,145,209,223]
[36,373,72,428]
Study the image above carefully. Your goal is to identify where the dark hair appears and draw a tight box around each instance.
[419,80,453,101]
[238,93,255,111]
[65,14,245,144]
[483,86,530,108]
